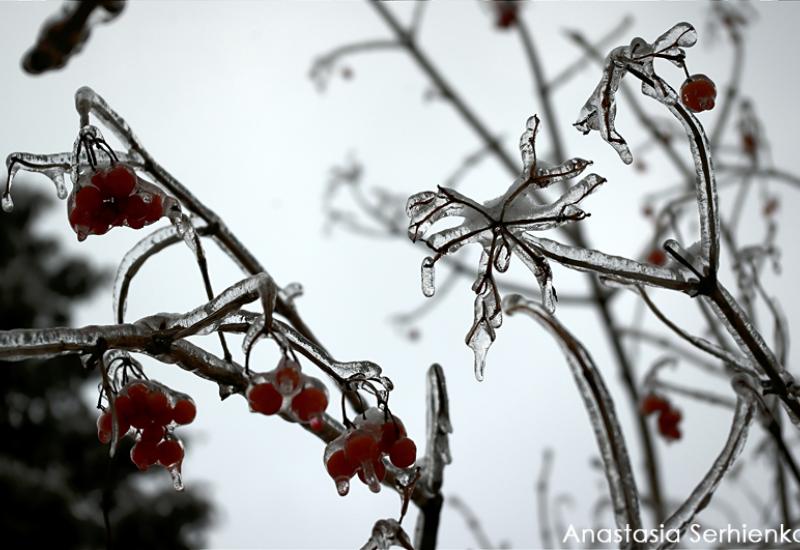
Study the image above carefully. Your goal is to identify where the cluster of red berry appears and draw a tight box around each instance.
[246,358,329,431]
[324,407,417,496]
[68,164,163,241]
[680,74,717,113]
[97,380,196,471]
[641,393,682,441]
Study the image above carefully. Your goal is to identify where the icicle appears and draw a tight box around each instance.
[421,257,436,297]
[493,239,511,272]
[168,465,184,491]
[3,152,72,212]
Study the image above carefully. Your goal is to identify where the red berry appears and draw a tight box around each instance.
[291,387,328,422]
[141,424,165,443]
[680,74,716,113]
[641,394,670,416]
[122,194,149,229]
[248,382,282,415]
[114,394,134,424]
[172,399,197,425]
[274,364,302,395]
[90,204,117,235]
[130,440,159,470]
[378,419,406,453]
[344,431,379,464]
[357,459,386,484]
[742,133,757,156]
[91,171,107,189]
[127,383,149,405]
[647,249,667,267]
[658,408,682,441]
[309,416,324,432]
[97,412,113,444]
[764,198,779,217]
[389,437,417,468]
[100,165,137,199]
[494,3,517,29]
[126,383,151,429]
[326,450,357,481]
[69,206,92,229]
[157,439,184,467]
[75,186,103,212]
[146,390,173,426]
[144,194,163,224]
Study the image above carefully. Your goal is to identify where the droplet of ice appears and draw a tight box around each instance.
[1,193,13,213]
[361,461,382,494]
[336,478,350,496]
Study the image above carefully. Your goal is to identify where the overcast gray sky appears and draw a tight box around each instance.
[1,1,800,548]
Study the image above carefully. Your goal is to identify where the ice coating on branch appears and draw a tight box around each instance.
[698,286,798,423]
[359,518,414,550]
[574,23,697,165]
[3,152,72,212]
[418,364,451,498]
[165,273,276,337]
[504,295,643,541]
[657,378,755,548]
[0,324,147,361]
[519,234,694,293]
[575,22,721,272]
[405,115,601,380]
[275,318,383,379]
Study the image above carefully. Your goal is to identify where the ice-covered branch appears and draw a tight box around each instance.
[574,23,721,273]
[71,87,323,349]
[504,294,643,545]
[414,363,452,550]
[656,377,756,549]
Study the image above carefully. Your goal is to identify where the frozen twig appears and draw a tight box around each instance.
[414,363,452,550]
[504,294,643,547]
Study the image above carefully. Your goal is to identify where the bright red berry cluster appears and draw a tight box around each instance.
[680,74,716,113]
[246,358,329,430]
[324,407,416,496]
[69,164,164,240]
[97,380,196,471]
[641,393,682,441]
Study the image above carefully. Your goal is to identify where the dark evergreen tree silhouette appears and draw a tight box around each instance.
[0,190,212,549]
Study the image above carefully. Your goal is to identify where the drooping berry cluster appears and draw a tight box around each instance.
[679,74,716,113]
[97,380,196,472]
[324,407,417,496]
[68,164,164,240]
[641,393,682,441]
[246,358,329,431]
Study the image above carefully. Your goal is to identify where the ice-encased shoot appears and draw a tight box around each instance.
[573,22,722,275]
[406,115,604,380]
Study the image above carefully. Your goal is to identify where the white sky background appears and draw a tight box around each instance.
[1,1,800,548]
